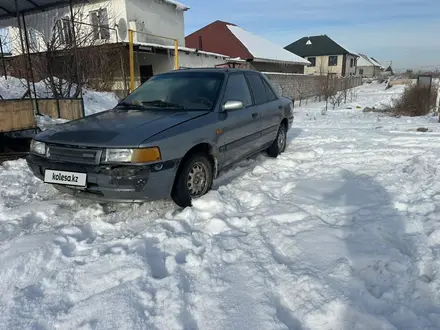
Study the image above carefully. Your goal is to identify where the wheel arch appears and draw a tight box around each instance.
[173,142,218,190]
[281,117,288,130]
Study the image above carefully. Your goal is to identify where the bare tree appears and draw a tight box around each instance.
[319,73,338,109]
[318,58,327,76]
[340,77,351,104]
[0,32,10,79]
[10,2,125,98]
[294,79,306,106]
[329,90,345,109]
[349,83,359,102]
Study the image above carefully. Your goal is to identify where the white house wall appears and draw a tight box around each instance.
[345,55,357,76]
[178,52,226,68]
[6,0,186,55]
[7,0,128,55]
[77,0,128,43]
[128,50,226,89]
[126,0,185,46]
[135,52,174,77]
[357,66,378,78]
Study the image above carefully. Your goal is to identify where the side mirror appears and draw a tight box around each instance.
[222,100,244,111]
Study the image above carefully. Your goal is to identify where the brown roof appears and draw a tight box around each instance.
[185,20,253,60]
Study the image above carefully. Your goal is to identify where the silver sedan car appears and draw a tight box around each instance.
[27,68,294,207]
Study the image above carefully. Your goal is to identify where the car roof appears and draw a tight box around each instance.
[158,68,261,75]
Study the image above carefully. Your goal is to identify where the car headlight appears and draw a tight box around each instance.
[103,147,161,163]
[30,140,46,156]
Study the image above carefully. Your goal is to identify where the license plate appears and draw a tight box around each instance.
[44,169,87,187]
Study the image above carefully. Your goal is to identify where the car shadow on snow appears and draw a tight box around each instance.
[318,170,436,329]
[213,127,303,190]
[286,127,303,143]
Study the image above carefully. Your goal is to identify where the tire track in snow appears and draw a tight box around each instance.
[2,101,440,328]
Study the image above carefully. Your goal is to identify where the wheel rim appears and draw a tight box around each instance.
[187,161,209,197]
[277,127,286,150]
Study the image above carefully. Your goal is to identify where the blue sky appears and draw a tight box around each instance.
[183,0,440,71]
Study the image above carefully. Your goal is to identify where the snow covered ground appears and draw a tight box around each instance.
[0,76,118,118]
[2,82,440,329]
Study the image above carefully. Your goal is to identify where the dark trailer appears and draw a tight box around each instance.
[0,0,87,153]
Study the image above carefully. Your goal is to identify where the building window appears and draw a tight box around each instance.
[359,69,364,75]
[198,36,203,50]
[350,58,354,68]
[55,18,73,45]
[328,55,338,66]
[90,8,110,40]
[307,57,316,67]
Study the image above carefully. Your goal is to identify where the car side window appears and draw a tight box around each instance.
[246,73,269,105]
[223,73,252,107]
[262,78,277,101]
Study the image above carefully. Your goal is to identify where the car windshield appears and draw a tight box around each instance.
[119,71,225,111]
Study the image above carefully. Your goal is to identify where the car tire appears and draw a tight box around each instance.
[267,123,287,158]
[171,153,213,208]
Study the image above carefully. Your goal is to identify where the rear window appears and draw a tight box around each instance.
[246,73,277,105]
[262,79,277,101]
[222,73,252,107]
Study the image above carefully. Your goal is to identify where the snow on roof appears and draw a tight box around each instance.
[135,42,229,58]
[163,0,189,11]
[358,54,383,68]
[227,57,247,62]
[369,57,384,69]
[358,54,375,67]
[226,25,310,65]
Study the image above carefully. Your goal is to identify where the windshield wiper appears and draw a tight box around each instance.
[115,101,147,109]
[142,100,186,110]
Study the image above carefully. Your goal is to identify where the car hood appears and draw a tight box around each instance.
[36,108,210,147]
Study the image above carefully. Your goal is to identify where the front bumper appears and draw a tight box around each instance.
[26,154,179,202]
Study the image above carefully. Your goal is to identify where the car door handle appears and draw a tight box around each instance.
[252,113,259,118]
[278,105,283,110]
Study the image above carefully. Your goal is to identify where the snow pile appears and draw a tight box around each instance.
[81,88,119,116]
[344,82,405,111]
[35,115,69,131]
[1,82,440,329]
[0,76,30,99]
[164,0,189,10]
[0,76,118,117]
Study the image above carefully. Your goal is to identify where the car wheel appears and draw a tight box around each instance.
[267,123,287,158]
[171,153,213,208]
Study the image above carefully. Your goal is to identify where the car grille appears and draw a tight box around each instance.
[47,145,101,165]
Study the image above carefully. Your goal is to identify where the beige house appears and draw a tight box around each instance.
[284,35,359,77]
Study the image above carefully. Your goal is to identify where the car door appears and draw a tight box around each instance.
[245,73,283,147]
[217,73,262,167]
